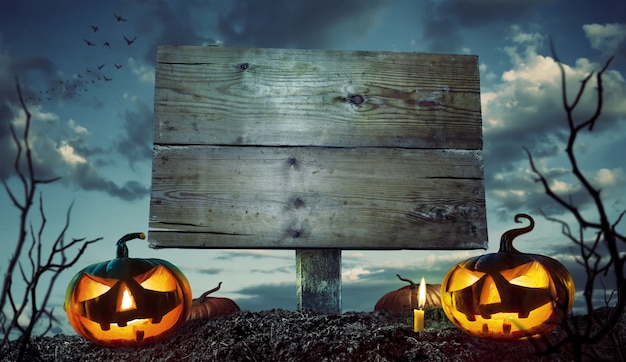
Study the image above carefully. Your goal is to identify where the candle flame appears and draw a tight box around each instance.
[418,277,426,309]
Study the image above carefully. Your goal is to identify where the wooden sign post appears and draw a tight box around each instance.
[149,46,486,312]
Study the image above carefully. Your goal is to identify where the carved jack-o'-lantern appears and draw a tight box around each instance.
[374,274,441,312]
[441,214,575,341]
[64,232,192,347]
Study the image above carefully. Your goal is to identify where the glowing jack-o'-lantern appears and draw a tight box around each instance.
[440,214,574,341]
[64,232,192,347]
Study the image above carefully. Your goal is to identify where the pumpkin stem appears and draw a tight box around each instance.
[499,214,534,253]
[116,232,146,258]
[198,282,222,303]
[396,274,417,289]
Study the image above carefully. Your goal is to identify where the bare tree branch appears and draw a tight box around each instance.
[527,43,625,361]
[0,79,102,361]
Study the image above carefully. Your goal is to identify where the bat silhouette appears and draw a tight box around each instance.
[103,41,111,49]
[123,35,137,45]
[114,13,127,22]
[103,76,112,81]
[90,25,99,32]
[114,63,123,69]
[97,64,105,70]
[83,38,96,46]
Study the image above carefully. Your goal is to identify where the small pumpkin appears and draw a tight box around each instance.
[64,232,192,347]
[440,214,575,341]
[187,282,240,321]
[374,274,441,313]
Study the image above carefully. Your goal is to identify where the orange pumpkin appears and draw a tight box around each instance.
[64,232,192,347]
[440,214,575,341]
[187,282,240,321]
[374,274,441,312]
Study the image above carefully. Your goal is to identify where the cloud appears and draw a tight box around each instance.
[343,267,383,282]
[196,267,222,275]
[216,0,390,49]
[117,95,153,169]
[416,0,548,53]
[546,240,623,313]
[583,23,626,57]
[58,142,87,165]
[250,265,293,274]
[0,93,149,202]
[214,250,293,261]
[71,164,149,201]
[481,26,626,220]
[128,57,155,85]
[235,282,296,311]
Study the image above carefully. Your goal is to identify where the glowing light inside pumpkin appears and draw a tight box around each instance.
[119,286,137,312]
[479,276,501,305]
[504,261,550,288]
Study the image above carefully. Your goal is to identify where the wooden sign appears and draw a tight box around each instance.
[149,46,486,250]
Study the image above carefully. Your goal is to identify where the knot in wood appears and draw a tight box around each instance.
[292,197,305,209]
[239,62,249,70]
[349,94,364,105]
[288,157,298,166]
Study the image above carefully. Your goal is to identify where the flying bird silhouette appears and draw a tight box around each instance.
[90,25,99,32]
[114,13,127,22]
[114,63,123,69]
[83,38,96,46]
[103,76,112,81]
[97,64,105,70]
[123,35,137,45]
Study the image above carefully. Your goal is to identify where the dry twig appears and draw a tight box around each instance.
[525,43,625,361]
[0,79,102,361]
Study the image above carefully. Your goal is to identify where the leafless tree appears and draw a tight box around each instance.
[0,79,102,361]
[525,46,625,361]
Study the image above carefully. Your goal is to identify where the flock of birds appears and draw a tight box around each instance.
[26,13,138,104]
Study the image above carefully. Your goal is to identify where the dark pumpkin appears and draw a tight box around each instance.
[440,214,575,341]
[374,274,441,313]
[187,282,240,321]
[64,232,192,347]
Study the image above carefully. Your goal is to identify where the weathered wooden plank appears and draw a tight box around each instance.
[154,46,481,149]
[149,145,486,249]
[296,249,341,313]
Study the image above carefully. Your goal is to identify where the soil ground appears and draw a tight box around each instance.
[2,308,624,361]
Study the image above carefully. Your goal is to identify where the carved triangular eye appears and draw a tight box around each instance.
[133,265,180,292]
[500,261,550,288]
[444,264,486,292]
[73,274,119,302]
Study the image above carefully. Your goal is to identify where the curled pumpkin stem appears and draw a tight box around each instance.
[396,274,417,289]
[115,232,146,258]
[499,214,535,253]
[196,282,223,303]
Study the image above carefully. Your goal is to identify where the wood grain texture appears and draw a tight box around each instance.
[154,46,481,149]
[150,146,486,249]
[150,46,486,250]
